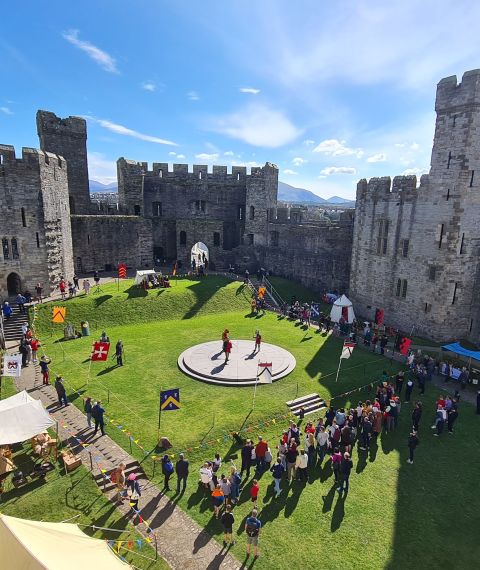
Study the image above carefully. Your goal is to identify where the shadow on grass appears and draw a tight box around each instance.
[125,286,148,299]
[93,295,113,307]
[182,280,229,320]
[97,365,118,376]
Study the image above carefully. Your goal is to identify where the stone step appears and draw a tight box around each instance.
[286,393,321,407]
[286,393,327,418]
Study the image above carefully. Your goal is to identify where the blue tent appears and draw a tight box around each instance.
[442,343,480,360]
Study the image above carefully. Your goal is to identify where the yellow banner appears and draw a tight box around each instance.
[52,307,66,323]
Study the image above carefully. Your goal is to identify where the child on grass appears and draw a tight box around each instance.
[212,484,224,519]
[221,504,235,547]
[250,479,259,508]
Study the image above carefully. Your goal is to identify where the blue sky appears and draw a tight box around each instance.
[1,0,480,199]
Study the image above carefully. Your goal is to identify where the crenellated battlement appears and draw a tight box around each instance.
[0,145,65,169]
[356,175,418,202]
[435,69,480,112]
[117,158,278,180]
[36,110,87,139]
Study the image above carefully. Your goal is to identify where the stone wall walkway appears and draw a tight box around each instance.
[9,352,242,570]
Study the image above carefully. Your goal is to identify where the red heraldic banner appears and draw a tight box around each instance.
[118,265,127,279]
[91,342,110,361]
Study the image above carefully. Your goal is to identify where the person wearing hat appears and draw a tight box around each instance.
[222,329,230,353]
[253,330,261,354]
[100,330,110,344]
[126,472,141,510]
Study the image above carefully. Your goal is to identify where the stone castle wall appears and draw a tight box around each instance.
[0,145,73,301]
[350,69,480,344]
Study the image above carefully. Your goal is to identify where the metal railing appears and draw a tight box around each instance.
[260,276,285,307]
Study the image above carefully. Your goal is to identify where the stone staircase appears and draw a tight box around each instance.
[247,279,277,309]
[286,393,327,418]
[2,303,28,344]
[92,459,148,494]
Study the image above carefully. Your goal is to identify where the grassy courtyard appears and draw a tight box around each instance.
[21,275,480,569]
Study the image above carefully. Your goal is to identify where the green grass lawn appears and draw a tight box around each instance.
[0,441,169,570]
[20,275,480,570]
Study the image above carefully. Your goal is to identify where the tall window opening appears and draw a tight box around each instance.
[439,224,444,249]
[213,232,220,246]
[134,205,141,216]
[21,208,26,227]
[376,220,389,255]
[402,239,409,258]
[179,231,186,245]
[460,233,465,254]
[152,202,162,217]
[36,232,40,248]
[2,237,9,260]
[11,238,19,260]
[452,283,458,305]
[249,206,255,220]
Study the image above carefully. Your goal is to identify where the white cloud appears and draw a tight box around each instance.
[318,175,327,179]
[176,154,185,159]
[400,157,414,166]
[231,161,257,167]
[356,150,364,158]
[283,169,298,174]
[0,107,13,115]
[87,152,117,185]
[313,139,358,156]
[224,151,234,155]
[195,153,219,161]
[321,167,357,175]
[208,104,302,148]
[169,152,177,155]
[90,117,177,145]
[402,167,429,176]
[240,87,260,94]
[293,157,307,166]
[395,143,407,147]
[303,140,315,146]
[367,153,387,162]
[62,30,119,74]
[410,142,420,150]
[188,91,199,100]
[141,83,155,91]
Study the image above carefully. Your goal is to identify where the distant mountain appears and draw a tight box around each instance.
[278,181,327,203]
[326,196,355,204]
[89,180,118,192]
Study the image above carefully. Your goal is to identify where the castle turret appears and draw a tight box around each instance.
[36,110,91,214]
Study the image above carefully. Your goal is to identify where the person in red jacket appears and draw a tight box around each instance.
[224,338,232,364]
[30,339,39,363]
[255,436,268,472]
[253,330,262,354]
[59,279,66,299]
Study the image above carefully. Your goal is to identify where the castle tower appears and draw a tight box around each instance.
[36,110,91,214]
[244,162,278,247]
[349,69,480,343]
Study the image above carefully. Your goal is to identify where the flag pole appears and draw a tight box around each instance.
[252,361,259,410]
[158,386,163,443]
[335,353,343,383]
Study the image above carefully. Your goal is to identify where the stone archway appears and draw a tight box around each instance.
[7,272,22,296]
[190,242,209,270]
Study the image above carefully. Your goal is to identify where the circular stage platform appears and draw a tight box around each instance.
[178,340,296,386]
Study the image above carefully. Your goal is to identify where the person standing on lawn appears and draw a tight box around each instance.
[295,448,309,483]
[255,435,268,472]
[212,484,224,519]
[360,415,373,451]
[222,329,229,353]
[241,439,254,479]
[224,337,232,364]
[253,330,262,353]
[407,431,419,464]
[229,464,241,505]
[405,378,414,403]
[222,504,235,547]
[447,406,458,434]
[337,452,353,495]
[412,402,423,431]
[250,479,259,508]
[286,440,299,482]
[175,453,189,494]
[245,509,261,559]
[115,340,124,366]
[331,447,342,483]
[395,371,405,395]
[270,457,285,498]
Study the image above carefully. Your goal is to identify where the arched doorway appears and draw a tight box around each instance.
[7,272,22,296]
[191,242,209,270]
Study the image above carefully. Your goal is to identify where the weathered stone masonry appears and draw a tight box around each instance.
[350,69,480,344]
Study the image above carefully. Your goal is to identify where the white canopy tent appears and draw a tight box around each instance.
[329,294,356,324]
[0,514,128,570]
[0,391,55,445]
[133,269,156,286]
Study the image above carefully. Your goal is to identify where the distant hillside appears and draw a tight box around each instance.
[278,181,327,203]
[326,196,355,204]
[89,180,118,193]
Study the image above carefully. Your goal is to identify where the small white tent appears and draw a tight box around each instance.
[133,269,156,286]
[329,294,356,324]
[0,391,55,445]
[0,514,129,570]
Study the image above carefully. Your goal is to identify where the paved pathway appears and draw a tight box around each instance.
[8,343,242,570]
